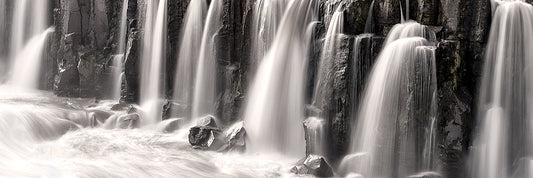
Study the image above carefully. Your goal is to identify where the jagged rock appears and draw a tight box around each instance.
[54,33,81,97]
[343,0,373,35]
[122,29,140,103]
[197,115,217,127]
[291,155,334,177]
[188,126,225,150]
[220,121,247,152]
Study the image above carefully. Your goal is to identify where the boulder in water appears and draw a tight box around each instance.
[291,154,334,177]
[111,103,131,111]
[188,126,225,150]
[196,115,217,127]
[219,121,247,152]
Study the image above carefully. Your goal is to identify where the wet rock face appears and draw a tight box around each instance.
[122,29,140,103]
[343,0,372,35]
[374,0,402,35]
[291,154,334,177]
[52,0,114,97]
[436,40,479,178]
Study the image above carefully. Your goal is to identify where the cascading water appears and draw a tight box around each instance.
[470,1,533,178]
[364,0,375,33]
[8,28,54,89]
[191,0,223,120]
[140,0,167,124]
[172,0,208,119]
[7,0,51,89]
[340,22,438,177]
[0,86,299,177]
[308,4,344,156]
[244,0,318,157]
[111,0,130,100]
[250,0,288,68]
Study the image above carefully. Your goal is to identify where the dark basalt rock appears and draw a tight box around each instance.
[188,126,225,150]
[122,29,140,103]
[291,154,334,177]
[343,0,373,35]
[436,40,479,178]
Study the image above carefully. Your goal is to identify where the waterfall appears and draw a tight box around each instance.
[250,0,288,69]
[7,0,50,89]
[244,0,318,157]
[471,1,533,178]
[364,0,375,33]
[0,0,5,78]
[8,29,54,89]
[312,5,344,111]
[191,0,223,120]
[308,4,343,156]
[172,0,208,119]
[385,21,436,44]
[111,0,130,100]
[140,0,167,124]
[341,22,437,177]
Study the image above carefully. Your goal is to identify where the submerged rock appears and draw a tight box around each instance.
[157,118,183,133]
[103,113,140,129]
[291,154,334,177]
[116,113,140,129]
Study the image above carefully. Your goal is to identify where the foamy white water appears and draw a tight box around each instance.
[172,0,208,119]
[140,0,167,124]
[471,1,533,178]
[8,28,54,89]
[0,86,303,178]
[244,0,318,157]
[341,22,437,177]
[191,0,223,120]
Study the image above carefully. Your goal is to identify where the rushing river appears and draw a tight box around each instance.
[0,85,304,178]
